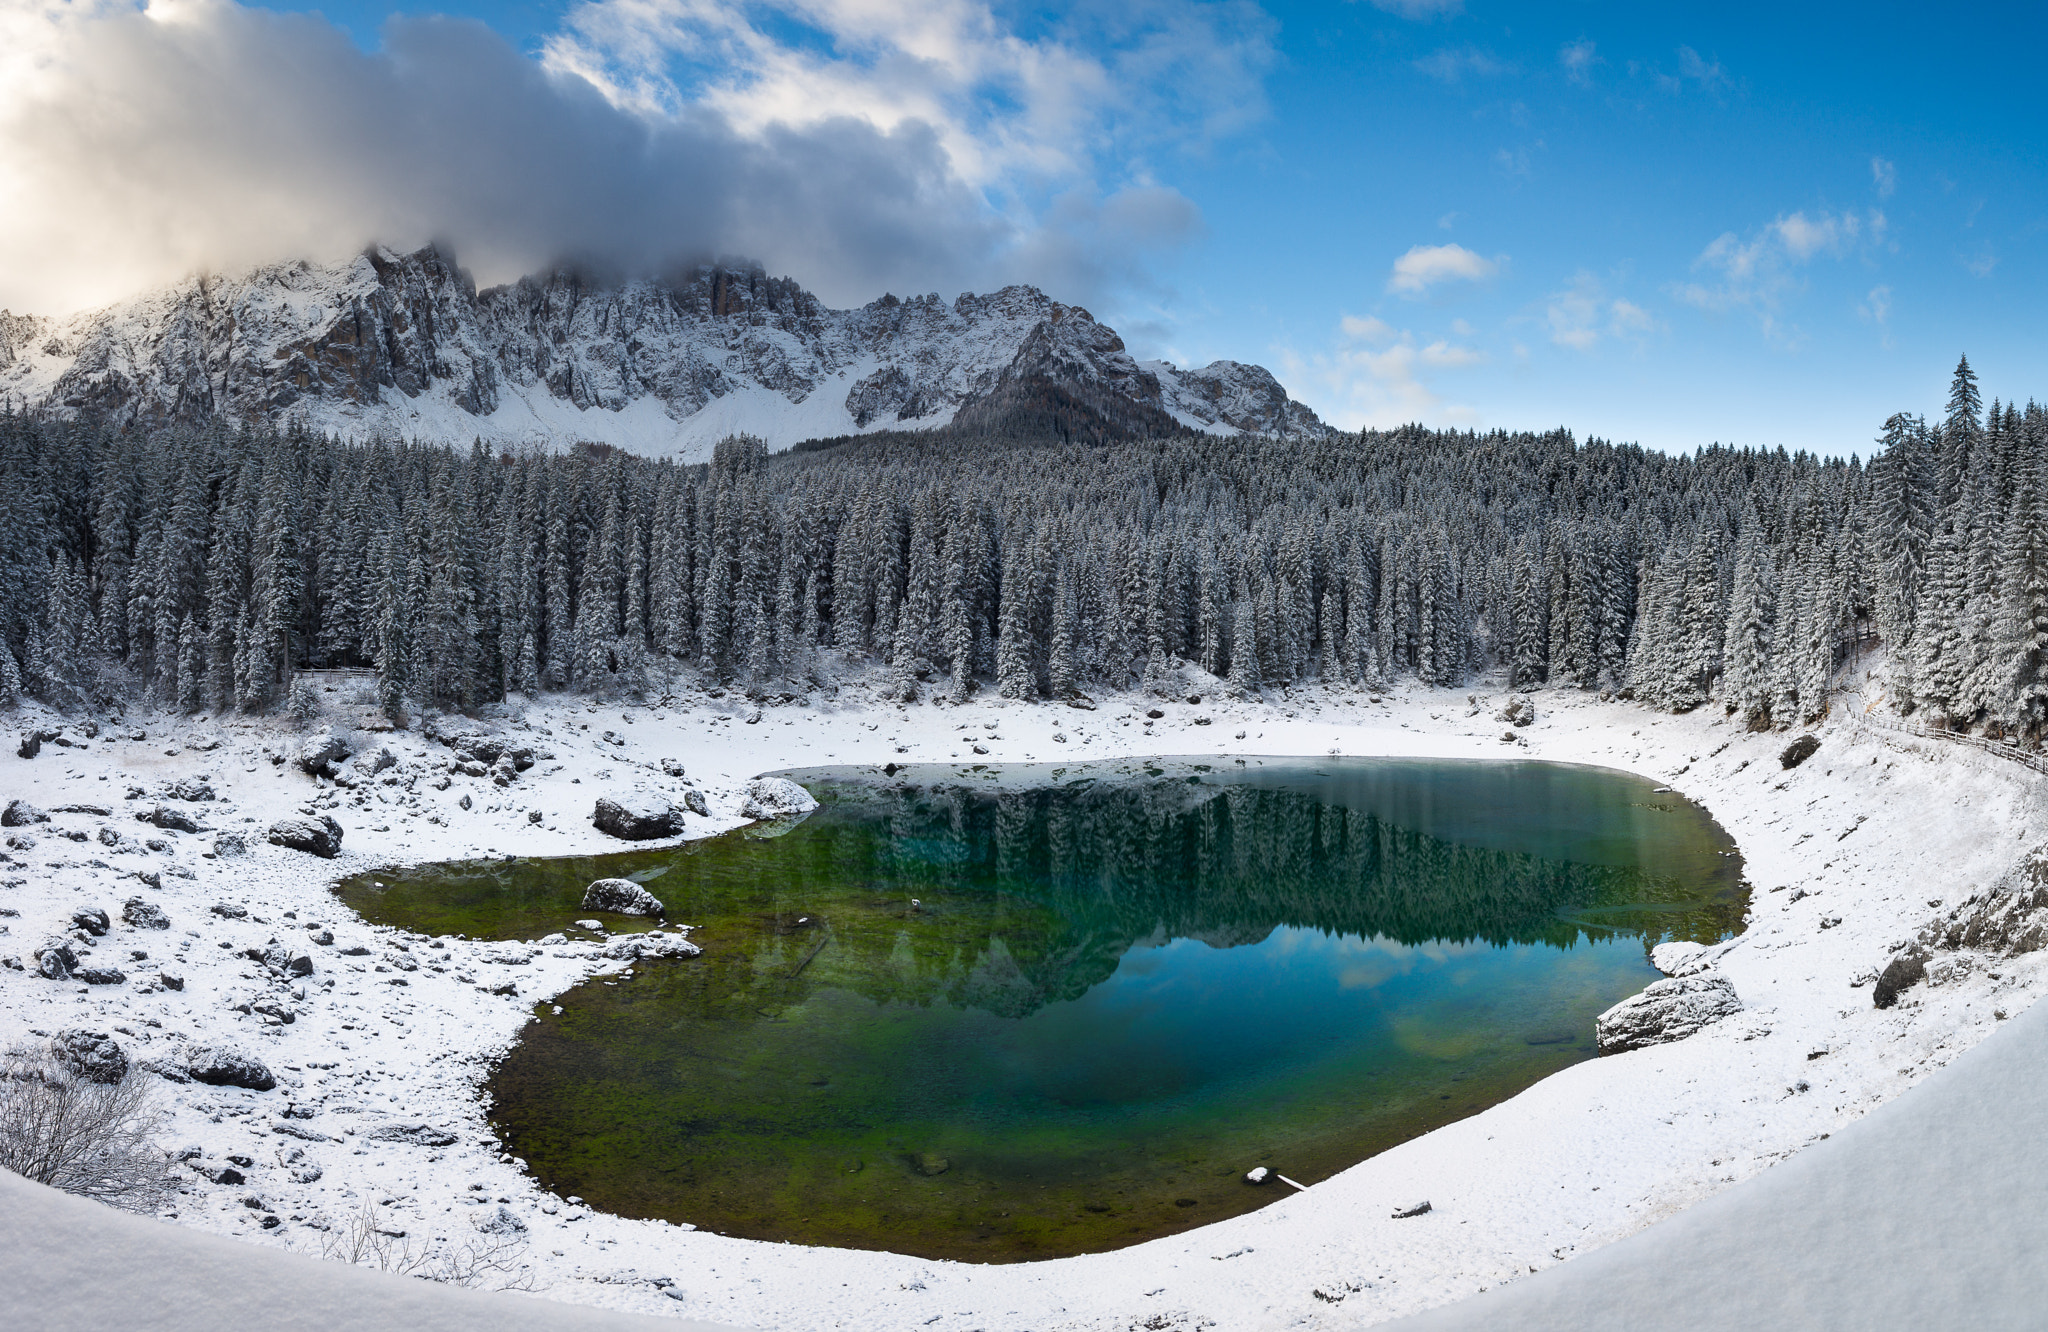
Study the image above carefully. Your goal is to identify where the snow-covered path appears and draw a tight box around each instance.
[2,677,2042,1329]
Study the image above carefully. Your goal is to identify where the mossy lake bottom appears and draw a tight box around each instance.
[336,757,1746,1262]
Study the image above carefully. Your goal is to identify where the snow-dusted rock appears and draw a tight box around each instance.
[31,937,77,981]
[741,777,819,820]
[474,1204,528,1236]
[296,731,352,777]
[591,794,683,841]
[267,814,344,858]
[1596,974,1744,1054]
[603,931,702,962]
[119,897,169,930]
[76,966,127,986]
[50,1029,129,1084]
[365,1121,459,1147]
[69,906,110,936]
[1650,941,1711,977]
[581,878,665,916]
[1,799,48,826]
[143,805,203,834]
[180,1044,277,1090]
[1496,696,1537,727]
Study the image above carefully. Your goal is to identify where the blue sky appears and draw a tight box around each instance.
[3,1,2040,455]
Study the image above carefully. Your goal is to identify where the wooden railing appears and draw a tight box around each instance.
[1845,708,2048,778]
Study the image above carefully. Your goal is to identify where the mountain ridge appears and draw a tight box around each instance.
[0,245,1329,458]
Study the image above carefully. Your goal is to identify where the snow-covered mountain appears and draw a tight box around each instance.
[0,245,1328,458]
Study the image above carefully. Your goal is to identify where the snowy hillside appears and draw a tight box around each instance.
[0,247,1327,458]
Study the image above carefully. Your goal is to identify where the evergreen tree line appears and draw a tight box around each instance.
[1,357,2042,738]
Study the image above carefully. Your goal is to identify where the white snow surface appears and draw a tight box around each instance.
[2,679,2043,1330]
[0,248,1327,456]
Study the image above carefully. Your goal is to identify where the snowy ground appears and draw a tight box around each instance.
[2,675,2042,1330]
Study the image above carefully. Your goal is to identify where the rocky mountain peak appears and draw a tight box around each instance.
[0,244,1330,458]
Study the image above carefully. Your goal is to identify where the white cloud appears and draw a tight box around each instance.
[1284,312,1484,429]
[1871,156,1897,198]
[1413,47,1507,82]
[1545,272,1658,351]
[0,0,1270,314]
[1673,208,1887,336]
[1387,242,1500,297]
[1676,45,1728,90]
[1339,313,1397,343]
[1365,0,1463,19]
[1559,39,1598,86]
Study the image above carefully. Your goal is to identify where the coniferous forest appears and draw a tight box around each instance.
[2,356,2042,741]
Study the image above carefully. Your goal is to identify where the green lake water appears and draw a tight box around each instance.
[334,757,1745,1262]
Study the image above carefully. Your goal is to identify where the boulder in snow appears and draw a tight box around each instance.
[1,799,49,826]
[1779,734,1821,770]
[581,878,666,916]
[120,897,170,931]
[1596,974,1743,1054]
[268,814,344,858]
[591,794,684,841]
[741,777,819,821]
[145,806,203,834]
[473,1204,528,1236]
[181,1044,277,1090]
[1873,946,1930,1010]
[296,731,352,777]
[70,906,110,936]
[76,967,127,985]
[32,937,77,981]
[1496,696,1537,727]
[50,1029,129,1084]
[364,1121,459,1147]
[166,778,215,802]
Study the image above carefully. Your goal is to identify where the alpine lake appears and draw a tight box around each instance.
[334,757,1746,1262]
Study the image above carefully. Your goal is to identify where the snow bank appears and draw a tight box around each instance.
[0,1165,737,1332]
[1395,987,2048,1330]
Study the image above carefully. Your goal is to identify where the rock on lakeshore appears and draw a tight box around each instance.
[581,878,666,916]
[591,794,685,841]
[267,814,344,858]
[1596,973,1743,1054]
[741,777,820,820]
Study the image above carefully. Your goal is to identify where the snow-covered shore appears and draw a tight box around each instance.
[2,678,2042,1330]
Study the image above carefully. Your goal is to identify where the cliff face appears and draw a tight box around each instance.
[0,245,1330,457]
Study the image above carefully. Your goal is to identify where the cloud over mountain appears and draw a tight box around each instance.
[0,0,1268,315]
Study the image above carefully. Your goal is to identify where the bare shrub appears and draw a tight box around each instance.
[0,1051,172,1212]
[315,1202,537,1291]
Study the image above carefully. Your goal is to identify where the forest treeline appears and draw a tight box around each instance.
[1,357,2042,739]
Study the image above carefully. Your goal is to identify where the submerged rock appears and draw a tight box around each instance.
[603,931,701,961]
[268,814,344,858]
[582,878,666,916]
[592,794,684,841]
[741,777,819,820]
[1596,973,1743,1053]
